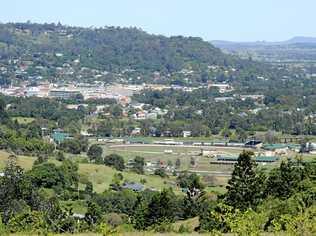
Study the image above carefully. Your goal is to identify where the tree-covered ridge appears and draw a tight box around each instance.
[0,22,261,74]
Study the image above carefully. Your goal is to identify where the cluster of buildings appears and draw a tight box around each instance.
[126,159,175,173]
[129,102,168,120]
[214,93,265,104]
[207,82,234,93]
[0,82,138,105]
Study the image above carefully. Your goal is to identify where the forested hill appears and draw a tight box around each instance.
[0,22,257,74]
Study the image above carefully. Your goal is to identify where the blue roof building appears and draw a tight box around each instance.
[122,182,144,192]
[52,130,70,144]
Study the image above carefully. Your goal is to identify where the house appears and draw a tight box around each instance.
[183,131,192,138]
[262,144,289,155]
[25,87,40,97]
[208,83,234,93]
[131,127,141,135]
[214,97,234,102]
[73,213,85,219]
[201,149,216,157]
[164,149,173,154]
[49,89,82,99]
[245,140,262,148]
[238,95,265,102]
[146,112,158,120]
[130,102,145,110]
[308,143,316,154]
[133,111,146,120]
[122,182,144,192]
[126,159,136,169]
[52,129,71,144]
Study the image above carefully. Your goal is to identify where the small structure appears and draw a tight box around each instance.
[122,182,144,192]
[210,155,279,165]
[201,149,215,157]
[52,129,70,144]
[131,127,141,135]
[183,131,192,138]
[49,89,82,99]
[245,140,262,148]
[262,144,289,155]
[164,149,173,154]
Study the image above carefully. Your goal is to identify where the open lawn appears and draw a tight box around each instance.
[11,116,35,124]
[78,163,179,193]
[0,150,36,170]
[105,144,244,172]
[0,150,178,194]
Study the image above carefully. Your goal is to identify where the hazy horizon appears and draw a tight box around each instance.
[1,0,316,42]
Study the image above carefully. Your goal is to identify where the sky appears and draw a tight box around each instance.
[1,0,315,42]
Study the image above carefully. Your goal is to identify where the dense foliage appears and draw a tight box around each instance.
[0,22,247,75]
[0,152,314,234]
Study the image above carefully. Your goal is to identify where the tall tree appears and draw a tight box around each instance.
[87,144,103,162]
[224,151,265,211]
[104,154,125,171]
[265,159,311,199]
[132,156,145,174]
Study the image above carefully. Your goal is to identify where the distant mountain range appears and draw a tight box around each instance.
[212,37,316,63]
[212,36,316,47]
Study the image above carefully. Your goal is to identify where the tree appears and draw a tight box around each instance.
[265,130,278,144]
[56,151,65,162]
[59,159,79,189]
[175,158,181,169]
[177,172,204,192]
[154,168,167,178]
[146,189,177,226]
[236,128,247,142]
[27,163,64,189]
[58,139,82,154]
[132,195,149,230]
[87,144,103,162]
[220,126,232,139]
[0,155,33,222]
[224,151,265,211]
[132,156,145,174]
[85,181,93,195]
[85,201,102,226]
[104,154,125,171]
[190,157,196,167]
[178,172,205,218]
[110,173,124,191]
[0,97,8,122]
[265,159,310,199]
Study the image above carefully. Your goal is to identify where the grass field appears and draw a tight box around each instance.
[0,150,36,170]
[78,162,179,193]
[0,149,179,194]
[11,116,35,124]
[105,144,243,171]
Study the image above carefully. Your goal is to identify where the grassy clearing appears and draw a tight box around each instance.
[172,217,199,232]
[0,149,178,194]
[60,200,87,214]
[105,144,244,172]
[78,163,179,193]
[0,150,36,170]
[11,116,35,124]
